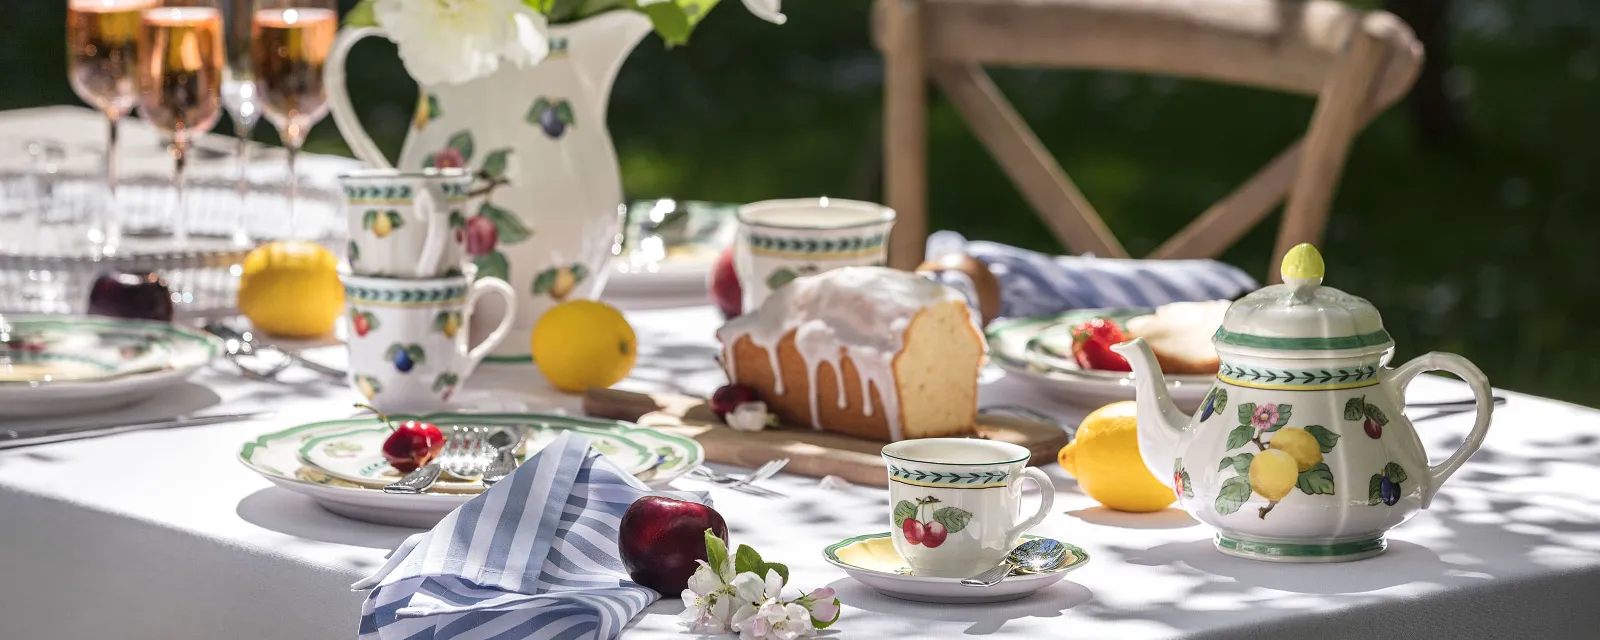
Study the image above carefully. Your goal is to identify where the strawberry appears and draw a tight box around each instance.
[1070,318,1132,372]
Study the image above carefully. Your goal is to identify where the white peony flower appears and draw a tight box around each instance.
[374,0,551,86]
[739,0,786,24]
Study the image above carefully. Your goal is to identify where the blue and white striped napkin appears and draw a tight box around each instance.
[925,231,1259,318]
[353,432,709,640]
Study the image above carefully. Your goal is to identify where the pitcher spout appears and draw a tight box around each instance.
[558,10,652,121]
[1110,338,1191,485]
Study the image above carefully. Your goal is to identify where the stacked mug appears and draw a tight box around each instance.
[339,169,516,413]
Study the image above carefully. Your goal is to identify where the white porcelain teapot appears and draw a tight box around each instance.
[1111,244,1494,562]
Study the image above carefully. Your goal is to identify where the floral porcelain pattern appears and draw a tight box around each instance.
[892,497,973,550]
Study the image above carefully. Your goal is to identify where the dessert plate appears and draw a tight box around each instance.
[824,533,1089,604]
[986,308,1213,409]
[240,413,703,527]
[298,418,662,493]
[0,316,220,417]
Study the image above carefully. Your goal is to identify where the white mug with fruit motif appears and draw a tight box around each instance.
[735,197,895,311]
[882,439,1055,578]
[342,273,516,413]
[342,169,474,278]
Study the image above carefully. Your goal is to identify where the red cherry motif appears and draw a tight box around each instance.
[921,521,948,548]
[902,518,925,545]
[465,216,498,256]
[1364,417,1383,439]
[352,313,371,337]
[1173,471,1184,497]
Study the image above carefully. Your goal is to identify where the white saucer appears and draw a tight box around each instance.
[0,316,220,417]
[823,533,1089,604]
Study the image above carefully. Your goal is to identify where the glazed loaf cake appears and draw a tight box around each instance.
[715,267,986,442]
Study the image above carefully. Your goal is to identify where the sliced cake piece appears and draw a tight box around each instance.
[1124,300,1230,375]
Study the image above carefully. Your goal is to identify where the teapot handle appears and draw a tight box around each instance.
[1385,352,1494,509]
[324,27,395,169]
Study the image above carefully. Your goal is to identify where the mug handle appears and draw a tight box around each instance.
[456,277,517,383]
[1004,467,1055,545]
[413,187,447,277]
[325,27,395,169]
[1383,352,1494,509]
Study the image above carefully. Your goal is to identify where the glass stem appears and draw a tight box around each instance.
[171,139,189,247]
[100,114,121,254]
[286,141,300,239]
[233,119,252,248]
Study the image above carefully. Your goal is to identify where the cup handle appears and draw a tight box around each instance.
[1004,467,1055,545]
[325,27,394,169]
[1383,352,1495,509]
[457,277,517,383]
[413,188,447,277]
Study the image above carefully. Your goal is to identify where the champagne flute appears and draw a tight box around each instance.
[135,0,224,246]
[222,0,259,247]
[249,0,336,238]
[67,0,161,254]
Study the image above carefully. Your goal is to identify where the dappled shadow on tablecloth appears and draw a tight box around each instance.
[828,577,1093,636]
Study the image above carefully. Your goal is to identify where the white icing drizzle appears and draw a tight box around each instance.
[715,267,970,441]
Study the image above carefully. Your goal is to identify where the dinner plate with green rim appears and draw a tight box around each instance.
[0,315,221,417]
[823,533,1089,604]
[985,308,1212,409]
[241,413,703,527]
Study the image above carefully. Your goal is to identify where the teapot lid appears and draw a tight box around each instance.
[1215,244,1391,354]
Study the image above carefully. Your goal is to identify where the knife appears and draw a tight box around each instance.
[0,411,271,449]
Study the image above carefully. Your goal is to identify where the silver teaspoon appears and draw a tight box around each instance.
[960,538,1069,587]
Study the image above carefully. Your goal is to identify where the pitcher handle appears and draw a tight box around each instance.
[1004,467,1055,545]
[325,26,395,169]
[458,277,517,383]
[1384,352,1494,509]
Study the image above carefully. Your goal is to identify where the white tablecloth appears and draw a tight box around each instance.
[4,304,1600,639]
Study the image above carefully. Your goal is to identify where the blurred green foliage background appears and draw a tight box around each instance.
[3,0,1596,405]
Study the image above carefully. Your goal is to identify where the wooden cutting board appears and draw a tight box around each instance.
[583,388,1068,487]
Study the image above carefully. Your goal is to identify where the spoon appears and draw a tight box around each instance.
[960,538,1069,588]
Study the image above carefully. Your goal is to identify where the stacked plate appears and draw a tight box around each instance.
[0,316,220,417]
[985,308,1213,409]
[240,412,704,527]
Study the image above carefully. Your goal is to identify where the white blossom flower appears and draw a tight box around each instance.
[374,0,551,86]
[727,401,773,432]
[732,597,815,640]
[678,559,748,633]
[739,0,786,24]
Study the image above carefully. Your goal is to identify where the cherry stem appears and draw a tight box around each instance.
[354,403,395,432]
[467,174,509,198]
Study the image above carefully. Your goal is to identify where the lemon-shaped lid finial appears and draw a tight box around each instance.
[1280,243,1325,288]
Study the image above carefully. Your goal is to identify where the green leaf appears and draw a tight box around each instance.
[344,0,378,27]
[760,561,789,586]
[421,153,437,169]
[1344,397,1365,421]
[1237,402,1257,426]
[474,251,509,282]
[386,210,404,229]
[481,149,512,180]
[348,241,359,262]
[425,94,441,121]
[1231,452,1254,475]
[1368,473,1384,505]
[446,131,475,162]
[1366,403,1390,426]
[1296,462,1336,495]
[1217,456,1233,472]
[1384,462,1409,483]
[570,262,588,282]
[1180,470,1194,498]
[480,202,531,245]
[635,0,707,47]
[1225,424,1253,451]
[362,210,377,230]
[704,528,728,573]
[932,506,973,534]
[1305,425,1342,453]
[765,267,799,291]
[525,98,552,126]
[554,100,576,126]
[734,544,763,576]
[449,210,466,228]
[407,344,425,363]
[892,500,917,527]
[1214,475,1251,515]
[1274,404,1292,427]
[532,268,558,295]
[812,598,841,629]
[1213,389,1227,414]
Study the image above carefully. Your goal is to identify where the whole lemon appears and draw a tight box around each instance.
[1057,401,1175,512]
[238,241,343,338]
[1268,427,1322,472]
[1249,449,1299,501]
[532,300,636,393]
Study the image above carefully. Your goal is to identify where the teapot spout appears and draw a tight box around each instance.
[1110,338,1191,485]
[559,10,652,122]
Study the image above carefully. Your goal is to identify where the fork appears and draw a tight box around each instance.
[691,458,789,496]
[440,427,494,480]
[383,427,492,494]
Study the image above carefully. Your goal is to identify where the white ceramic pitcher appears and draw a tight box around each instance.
[325,12,651,362]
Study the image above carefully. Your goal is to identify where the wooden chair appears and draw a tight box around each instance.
[873,0,1423,279]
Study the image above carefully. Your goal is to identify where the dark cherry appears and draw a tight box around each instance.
[87,271,174,322]
[709,383,760,419]
[356,404,444,473]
